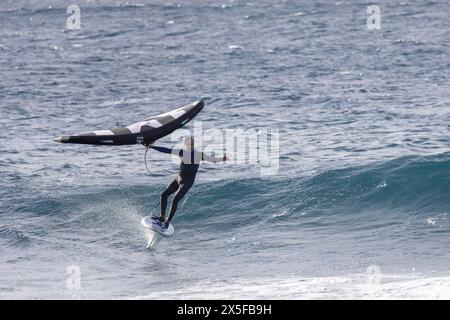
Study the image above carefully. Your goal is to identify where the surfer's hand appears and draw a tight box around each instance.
[143,140,154,148]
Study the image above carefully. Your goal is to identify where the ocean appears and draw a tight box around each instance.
[0,0,449,299]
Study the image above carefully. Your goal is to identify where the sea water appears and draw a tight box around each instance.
[0,0,449,299]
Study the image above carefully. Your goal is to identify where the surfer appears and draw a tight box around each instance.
[148,137,228,229]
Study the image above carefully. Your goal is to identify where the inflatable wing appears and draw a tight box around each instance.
[54,100,204,145]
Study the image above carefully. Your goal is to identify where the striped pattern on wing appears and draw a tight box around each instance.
[54,100,204,145]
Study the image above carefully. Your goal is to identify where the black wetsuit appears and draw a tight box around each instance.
[151,146,223,223]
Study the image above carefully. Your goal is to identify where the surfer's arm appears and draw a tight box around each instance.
[202,153,228,163]
[150,146,182,156]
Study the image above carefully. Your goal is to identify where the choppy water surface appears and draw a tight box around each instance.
[1,0,449,299]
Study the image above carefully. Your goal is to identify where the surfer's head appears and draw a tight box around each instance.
[185,136,194,150]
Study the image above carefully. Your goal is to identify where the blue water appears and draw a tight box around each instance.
[1,0,450,299]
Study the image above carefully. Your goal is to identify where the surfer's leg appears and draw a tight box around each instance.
[167,181,193,223]
[160,178,179,220]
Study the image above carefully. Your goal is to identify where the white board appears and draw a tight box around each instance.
[141,216,175,237]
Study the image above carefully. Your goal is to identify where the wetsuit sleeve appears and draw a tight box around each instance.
[150,146,172,154]
[150,146,182,156]
[202,152,225,163]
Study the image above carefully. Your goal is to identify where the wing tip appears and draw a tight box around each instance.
[54,136,69,143]
[197,99,205,107]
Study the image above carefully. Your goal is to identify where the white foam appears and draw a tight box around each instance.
[130,274,450,300]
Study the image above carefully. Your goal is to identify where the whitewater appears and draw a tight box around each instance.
[1,0,449,299]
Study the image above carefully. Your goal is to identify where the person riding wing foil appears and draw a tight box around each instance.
[149,137,228,229]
